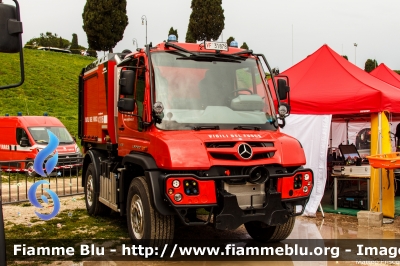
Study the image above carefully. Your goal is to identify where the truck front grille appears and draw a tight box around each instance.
[206,141,275,161]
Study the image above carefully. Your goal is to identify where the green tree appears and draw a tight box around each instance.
[226,36,235,47]
[185,27,196,43]
[240,42,249,50]
[364,59,378,73]
[342,55,348,60]
[70,33,80,54]
[24,32,70,49]
[82,0,129,53]
[87,47,97,58]
[187,0,225,41]
[168,27,179,41]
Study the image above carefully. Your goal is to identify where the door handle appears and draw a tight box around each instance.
[119,126,125,131]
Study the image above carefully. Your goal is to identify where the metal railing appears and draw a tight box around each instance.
[0,157,84,204]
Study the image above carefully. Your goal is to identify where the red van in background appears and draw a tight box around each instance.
[0,114,82,176]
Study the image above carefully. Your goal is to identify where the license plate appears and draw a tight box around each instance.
[204,41,228,51]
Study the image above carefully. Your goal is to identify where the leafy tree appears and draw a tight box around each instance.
[364,59,378,73]
[187,0,225,41]
[25,32,70,49]
[240,42,249,50]
[342,55,348,60]
[70,33,80,54]
[168,27,179,41]
[82,0,129,53]
[226,36,235,46]
[185,27,196,43]
[87,47,98,58]
[394,70,400,75]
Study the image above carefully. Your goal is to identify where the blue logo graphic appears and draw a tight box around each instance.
[28,180,61,220]
[28,130,61,220]
[33,130,59,177]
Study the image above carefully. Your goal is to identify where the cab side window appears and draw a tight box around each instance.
[16,128,29,146]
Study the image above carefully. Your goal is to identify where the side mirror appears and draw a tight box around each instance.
[277,79,290,100]
[118,98,135,112]
[0,2,22,53]
[20,137,30,147]
[119,70,135,95]
[0,1,25,90]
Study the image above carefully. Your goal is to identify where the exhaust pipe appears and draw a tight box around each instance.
[246,166,269,184]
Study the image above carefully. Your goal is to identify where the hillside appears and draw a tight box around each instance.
[0,49,95,139]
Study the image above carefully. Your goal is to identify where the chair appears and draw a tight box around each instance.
[199,70,230,107]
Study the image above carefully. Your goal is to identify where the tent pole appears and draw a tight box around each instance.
[378,112,382,213]
[330,124,333,149]
[346,119,349,144]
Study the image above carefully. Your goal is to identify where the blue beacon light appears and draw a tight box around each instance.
[168,35,177,42]
[230,41,238,48]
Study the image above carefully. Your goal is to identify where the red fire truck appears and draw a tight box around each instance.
[79,36,313,246]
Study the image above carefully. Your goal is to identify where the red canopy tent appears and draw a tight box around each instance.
[276,44,400,115]
[370,63,400,89]
[268,44,400,217]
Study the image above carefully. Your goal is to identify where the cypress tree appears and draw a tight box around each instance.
[82,0,129,53]
[185,27,196,43]
[240,42,249,50]
[70,33,80,54]
[364,59,377,73]
[226,36,234,46]
[187,0,225,41]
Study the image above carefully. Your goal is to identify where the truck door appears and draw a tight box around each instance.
[117,56,148,154]
[15,127,34,160]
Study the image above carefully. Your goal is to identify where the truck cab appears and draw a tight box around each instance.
[79,36,313,246]
[0,114,82,176]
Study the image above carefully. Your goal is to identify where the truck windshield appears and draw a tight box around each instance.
[151,51,277,131]
[28,127,74,144]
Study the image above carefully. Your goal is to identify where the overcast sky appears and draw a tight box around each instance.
[7,0,400,71]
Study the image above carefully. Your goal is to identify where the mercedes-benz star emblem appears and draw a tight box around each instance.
[238,143,253,160]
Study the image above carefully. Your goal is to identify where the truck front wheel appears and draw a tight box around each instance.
[25,161,38,177]
[244,216,295,242]
[127,176,174,247]
[84,163,107,216]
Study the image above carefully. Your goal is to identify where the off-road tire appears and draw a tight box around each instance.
[25,161,38,177]
[84,163,107,216]
[126,176,174,248]
[245,216,295,242]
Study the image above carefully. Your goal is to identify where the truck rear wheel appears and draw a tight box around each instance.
[126,176,174,247]
[84,163,107,216]
[244,216,295,242]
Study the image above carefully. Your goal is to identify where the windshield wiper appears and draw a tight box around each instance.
[193,125,220,131]
[234,126,261,131]
[165,42,198,56]
[59,141,74,144]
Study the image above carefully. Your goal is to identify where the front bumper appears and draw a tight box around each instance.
[161,168,313,229]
